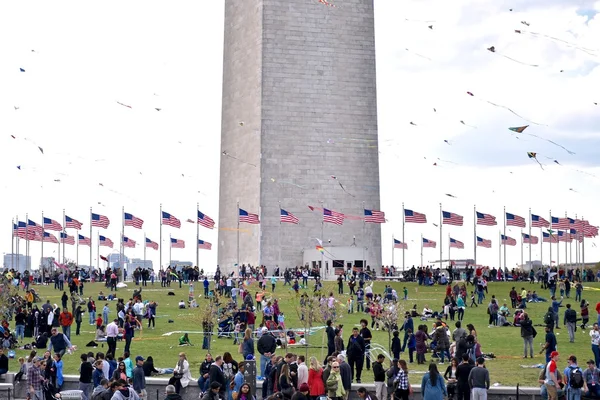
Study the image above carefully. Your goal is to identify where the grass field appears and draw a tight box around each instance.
[9,279,600,386]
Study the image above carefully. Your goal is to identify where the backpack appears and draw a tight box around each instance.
[544,312,554,325]
[566,309,577,323]
[569,367,584,389]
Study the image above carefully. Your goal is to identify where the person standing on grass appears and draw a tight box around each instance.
[88,297,97,325]
[372,354,387,400]
[79,353,94,400]
[133,356,147,400]
[468,357,489,400]
[520,312,535,359]
[456,354,474,400]
[347,327,366,383]
[58,307,74,340]
[540,326,557,363]
[544,351,561,400]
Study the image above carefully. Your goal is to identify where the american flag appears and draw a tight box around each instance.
[476,212,497,226]
[450,238,464,249]
[404,209,427,223]
[162,211,181,228]
[40,232,58,243]
[239,209,260,224]
[280,209,299,224]
[99,235,114,248]
[442,211,463,226]
[364,209,386,223]
[91,213,110,229]
[506,212,526,228]
[186,219,195,224]
[65,215,83,230]
[198,240,212,250]
[16,221,35,240]
[393,239,407,249]
[60,232,75,245]
[551,216,570,230]
[422,238,436,248]
[122,236,136,248]
[570,219,584,231]
[583,222,599,238]
[170,238,185,248]
[543,232,558,243]
[197,210,215,229]
[531,214,550,228]
[124,213,144,229]
[557,231,571,242]
[477,236,492,248]
[27,219,43,234]
[145,237,158,250]
[570,229,582,242]
[78,234,91,246]
[501,234,517,246]
[522,233,539,244]
[43,217,63,231]
[323,208,344,225]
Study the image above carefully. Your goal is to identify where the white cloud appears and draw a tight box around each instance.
[0,0,599,271]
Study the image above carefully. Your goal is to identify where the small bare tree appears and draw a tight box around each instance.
[378,302,403,355]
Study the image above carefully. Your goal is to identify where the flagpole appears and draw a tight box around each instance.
[362,201,366,269]
[582,216,585,272]
[420,234,423,268]
[96,231,99,271]
[76,234,79,266]
[473,205,477,266]
[448,233,451,265]
[62,209,66,264]
[565,211,568,267]
[540,226,543,267]
[439,203,443,270]
[196,203,200,269]
[528,208,532,269]
[549,210,553,266]
[498,231,501,270]
[90,207,93,271]
[402,202,405,271]
[169,234,172,267]
[159,204,163,271]
[11,218,14,269]
[278,201,282,270]
[41,211,46,272]
[237,201,240,269]
[321,200,325,276]
[520,229,523,268]
[144,233,147,269]
[15,215,19,271]
[392,235,395,267]
[503,206,506,270]
[25,213,29,271]
[121,206,124,281]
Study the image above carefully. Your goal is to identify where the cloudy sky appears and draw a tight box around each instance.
[1,0,599,272]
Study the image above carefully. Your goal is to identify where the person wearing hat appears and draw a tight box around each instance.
[292,383,310,400]
[257,326,276,379]
[545,351,561,400]
[133,356,147,399]
[232,362,246,398]
[27,356,45,400]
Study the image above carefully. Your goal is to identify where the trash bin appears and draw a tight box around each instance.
[58,389,84,399]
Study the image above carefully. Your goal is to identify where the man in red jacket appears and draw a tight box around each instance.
[58,308,74,340]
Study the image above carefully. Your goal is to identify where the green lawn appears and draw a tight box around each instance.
[10,279,600,386]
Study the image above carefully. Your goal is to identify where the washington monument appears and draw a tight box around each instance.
[217,0,381,274]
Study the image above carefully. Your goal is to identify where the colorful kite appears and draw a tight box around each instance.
[318,0,336,7]
[527,152,544,169]
[331,175,355,197]
[487,45,539,67]
[467,91,544,125]
[508,126,574,154]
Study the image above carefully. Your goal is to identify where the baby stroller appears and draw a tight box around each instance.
[218,317,234,338]
[264,320,278,333]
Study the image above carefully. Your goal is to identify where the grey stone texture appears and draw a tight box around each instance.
[218,0,381,274]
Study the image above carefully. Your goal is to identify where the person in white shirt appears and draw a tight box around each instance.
[106,319,119,356]
[297,355,309,386]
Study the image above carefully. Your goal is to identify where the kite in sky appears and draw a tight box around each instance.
[487,45,539,67]
[460,120,477,128]
[405,48,432,61]
[155,108,161,111]
[222,151,256,167]
[467,91,544,125]
[20,68,25,72]
[508,125,575,155]
[527,152,544,169]
[331,175,355,197]
[116,101,132,108]
[445,193,457,198]
[318,0,336,7]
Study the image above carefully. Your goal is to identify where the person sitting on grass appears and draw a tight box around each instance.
[178,300,186,309]
[179,333,193,347]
